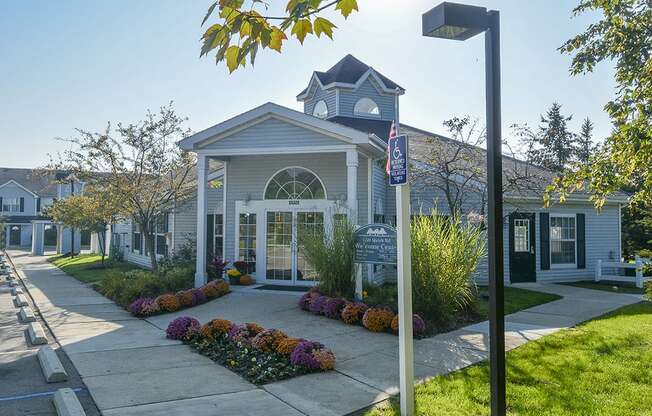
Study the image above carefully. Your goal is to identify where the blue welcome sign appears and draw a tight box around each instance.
[353,224,398,265]
[389,135,408,186]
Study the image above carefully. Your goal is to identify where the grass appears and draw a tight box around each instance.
[49,254,140,284]
[563,281,645,295]
[364,301,652,416]
[475,286,562,316]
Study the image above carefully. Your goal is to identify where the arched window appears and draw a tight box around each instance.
[354,97,381,118]
[264,167,326,200]
[312,100,328,119]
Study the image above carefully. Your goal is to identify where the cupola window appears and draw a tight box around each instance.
[312,100,328,119]
[354,98,381,118]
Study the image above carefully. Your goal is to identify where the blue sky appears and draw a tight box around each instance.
[0,1,615,168]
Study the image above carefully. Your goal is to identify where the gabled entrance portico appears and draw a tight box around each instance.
[178,103,386,288]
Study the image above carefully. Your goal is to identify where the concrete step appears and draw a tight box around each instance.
[38,346,68,383]
[14,294,29,307]
[19,306,36,323]
[54,388,86,416]
[28,322,48,345]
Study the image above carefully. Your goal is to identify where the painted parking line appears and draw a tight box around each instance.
[0,387,86,402]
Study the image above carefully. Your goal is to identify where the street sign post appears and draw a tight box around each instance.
[389,129,415,415]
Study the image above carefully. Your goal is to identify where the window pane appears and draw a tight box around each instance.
[264,168,325,200]
[239,213,256,273]
[550,216,576,264]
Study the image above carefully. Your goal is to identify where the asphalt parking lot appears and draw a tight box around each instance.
[0,259,99,416]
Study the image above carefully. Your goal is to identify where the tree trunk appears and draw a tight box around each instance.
[145,232,158,272]
[99,230,106,266]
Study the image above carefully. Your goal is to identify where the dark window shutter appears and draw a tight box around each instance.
[508,213,515,258]
[206,214,215,261]
[0,197,3,211]
[577,213,586,269]
[19,197,24,212]
[36,197,41,212]
[540,213,550,270]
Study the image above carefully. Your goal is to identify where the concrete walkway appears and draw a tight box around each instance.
[8,250,643,416]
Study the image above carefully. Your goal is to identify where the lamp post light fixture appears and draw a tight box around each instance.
[423,2,505,416]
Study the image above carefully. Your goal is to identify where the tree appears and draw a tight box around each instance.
[550,0,652,210]
[576,117,597,163]
[48,103,195,271]
[527,102,577,171]
[200,0,358,72]
[411,116,543,219]
[45,189,119,264]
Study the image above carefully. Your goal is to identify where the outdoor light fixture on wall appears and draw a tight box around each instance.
[423,2,506,416]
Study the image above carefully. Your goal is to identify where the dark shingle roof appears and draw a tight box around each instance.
[0,168,59,197]
[298,54,403,97]
[329,116,394,142]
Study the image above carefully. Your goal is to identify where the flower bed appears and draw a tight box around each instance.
[166,316,336,384]
[127,279,230,317]
[298,288,427,338]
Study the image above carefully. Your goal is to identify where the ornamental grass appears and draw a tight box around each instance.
[362,307,395,332]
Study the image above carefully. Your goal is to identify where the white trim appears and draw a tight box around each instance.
[222,161,228,260]
[0,180,38,197]
[618,203,622,261]
[505,195,629,204]
[178,102,373,150]
[296,68,405,101]
[367,157,373,224]
[196,144,356,157]
[548,213,577,268]
[335,89,340,116]
[262,166,328,201]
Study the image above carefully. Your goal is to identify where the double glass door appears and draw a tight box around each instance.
[266,210,324,284]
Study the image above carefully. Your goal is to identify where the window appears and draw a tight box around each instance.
[264,167,326,200]
[514,219,529,252]
[550,215,576,265]
[238,213,256,273]
[132,223,142,254]
[312,100,328,119]
[155,214,169,256]
[354,98,381,118]
[2,198,19,212]
[213,214,224,257]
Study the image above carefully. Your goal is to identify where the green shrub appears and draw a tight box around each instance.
[160,266,194,293]
[99,273,129,300]
[299,218,355,298]
[646,281,652,301]
[410,211,486,324]
[363,282,398,310]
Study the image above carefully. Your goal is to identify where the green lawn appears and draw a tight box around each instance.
[365,302,652,416]
[475,286,562,317]
[563,281,646,295]
[49,254,140,284]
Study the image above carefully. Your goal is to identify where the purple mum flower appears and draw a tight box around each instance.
[189,288,206,306]
[128,298,148,315]
[309,295,329,315]
[323,298,346,319]
[298,292,312,311]
[166,316,200,340]
[290,341,323,369]
[413,314,426,335]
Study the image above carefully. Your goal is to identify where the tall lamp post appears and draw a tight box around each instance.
[422,3,505,416]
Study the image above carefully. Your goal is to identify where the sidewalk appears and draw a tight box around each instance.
[9,250,642,416]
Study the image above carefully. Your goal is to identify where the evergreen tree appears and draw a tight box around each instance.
[576,117,596,163]
[528,102,577,171]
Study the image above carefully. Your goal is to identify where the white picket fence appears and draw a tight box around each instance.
[595,256,650,289]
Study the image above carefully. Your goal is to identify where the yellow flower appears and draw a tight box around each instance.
[362,290,368,299]
[227,269,241,278]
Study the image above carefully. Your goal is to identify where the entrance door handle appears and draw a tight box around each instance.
[530,246,535,254]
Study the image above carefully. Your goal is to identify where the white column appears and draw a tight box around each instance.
[31,222,44,256]
[346,150,359,223]
[195,154,209,288]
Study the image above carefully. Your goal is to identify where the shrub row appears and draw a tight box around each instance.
[166,316,335,384]
[299,288,426,336]
[128,280,230,317]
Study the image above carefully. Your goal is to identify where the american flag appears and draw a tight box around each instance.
[385,121,397,174]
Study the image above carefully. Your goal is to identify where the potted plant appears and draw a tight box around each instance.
[208,255,228,281]
[226,268,241,285]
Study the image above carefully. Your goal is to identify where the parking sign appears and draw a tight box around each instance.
[389,135,408,186]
